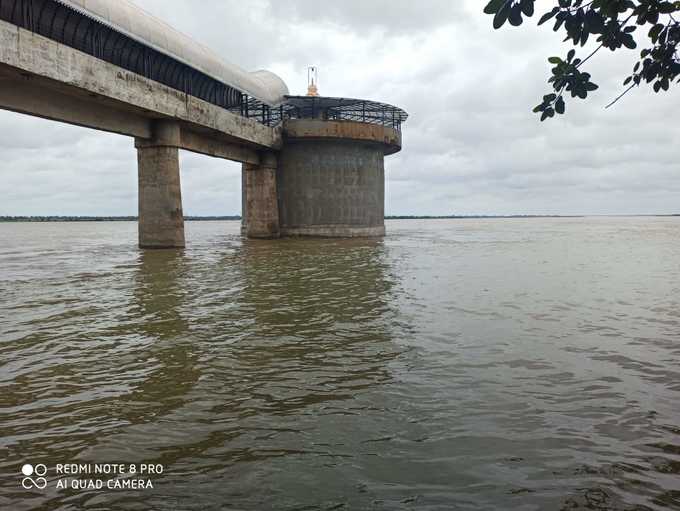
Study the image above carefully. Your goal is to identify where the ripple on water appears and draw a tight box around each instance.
[0,218,679,510]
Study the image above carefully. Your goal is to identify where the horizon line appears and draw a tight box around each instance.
[1,214,679,222]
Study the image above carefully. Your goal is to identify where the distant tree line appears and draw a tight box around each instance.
[2,214,677,222]
[385,215,583,219]
[0,216,242,222]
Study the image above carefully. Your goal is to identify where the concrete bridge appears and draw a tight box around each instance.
[0,0,407,248]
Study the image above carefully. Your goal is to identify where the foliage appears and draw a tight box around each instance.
[483,0,680,120]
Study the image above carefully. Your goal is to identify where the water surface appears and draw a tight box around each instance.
[1,218,679,510]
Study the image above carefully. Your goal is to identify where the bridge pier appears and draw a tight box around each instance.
[242,153,280,239]
[135,121,185,249]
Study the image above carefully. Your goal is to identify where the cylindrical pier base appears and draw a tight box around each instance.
[277,119,400,238]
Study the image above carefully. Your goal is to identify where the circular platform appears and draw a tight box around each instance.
[282,95,408,131]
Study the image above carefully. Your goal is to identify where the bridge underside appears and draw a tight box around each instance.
[0,67,265,165]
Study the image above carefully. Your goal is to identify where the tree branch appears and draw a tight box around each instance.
[604,83,636,108]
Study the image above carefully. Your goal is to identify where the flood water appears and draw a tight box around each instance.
[1,218,679,510]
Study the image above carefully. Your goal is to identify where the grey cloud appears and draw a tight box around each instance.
[267,0,463,32]
[0,0,677,218]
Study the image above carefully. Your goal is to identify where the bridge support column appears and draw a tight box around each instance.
[243,153,280,239]
[135,121,185,249]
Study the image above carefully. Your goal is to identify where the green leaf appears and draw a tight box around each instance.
[649,23,664,42]
[520,0,535,16]
[548,56,562,64]
[538,7,560,26]
[484,0,506,15]
[555,96,565,114]
[621,33,637,49]
[493,2,511,29]
[509,4,524,26]
[659,2,677,14]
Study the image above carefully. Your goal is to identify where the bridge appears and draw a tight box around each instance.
[0,0,407,247]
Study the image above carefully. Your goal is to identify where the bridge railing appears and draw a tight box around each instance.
[269,97,408,131]
[0,0,271,125]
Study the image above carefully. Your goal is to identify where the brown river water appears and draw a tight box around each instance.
[0,218,679,510]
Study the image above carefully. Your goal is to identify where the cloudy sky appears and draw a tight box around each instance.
[1,0,677,216]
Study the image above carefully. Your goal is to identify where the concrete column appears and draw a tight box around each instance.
[241,167,247,235]
[135,121,185,249]
[244,153,280,239]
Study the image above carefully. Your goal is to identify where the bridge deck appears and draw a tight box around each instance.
[0,19,281,163]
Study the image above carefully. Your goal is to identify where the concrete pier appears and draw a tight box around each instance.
[243,154,281,239]
[136,122,185,249]
[277,119,401,237]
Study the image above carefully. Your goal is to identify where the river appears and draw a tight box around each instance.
[1,218,679,510]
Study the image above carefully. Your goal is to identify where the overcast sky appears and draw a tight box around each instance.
[1,0,677,216]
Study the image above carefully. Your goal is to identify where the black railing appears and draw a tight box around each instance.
[0,0,280,126]
[279,96,408,131]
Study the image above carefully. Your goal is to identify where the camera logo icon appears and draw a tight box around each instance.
[21,463,47,490]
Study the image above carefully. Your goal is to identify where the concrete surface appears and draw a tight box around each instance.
[277,120,397,238]
[283,119,402,155]
[137,142,185,249]
[0,19,281,154]
[243,154,280,239]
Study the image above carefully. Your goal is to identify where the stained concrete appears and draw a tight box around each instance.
[284,119,402,155]
[136,122,185,249]
[0,19,281,152]
[243,154,280,239]
[276,120,400,238]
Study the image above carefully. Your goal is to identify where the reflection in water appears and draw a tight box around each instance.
[134,249,189,339]
[1,218,680,510]
[235,238,398,416]
[80,250,202,460]
[34,234,404,510]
